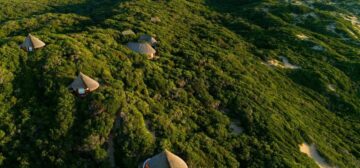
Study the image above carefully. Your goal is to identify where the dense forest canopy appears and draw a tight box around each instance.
[0,0,359,167]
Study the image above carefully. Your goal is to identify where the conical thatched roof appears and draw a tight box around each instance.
[69,72,99,92]
[122,29,136,36]
[127,42,156,55]
[20,34,46,51]
[146,150,188,168]
[139,35,157,45]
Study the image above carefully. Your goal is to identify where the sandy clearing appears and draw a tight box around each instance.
[265,57,300,69]
[280,56,301,69]
[266,59,285,68]
[296,34,309,40]
[328,84,336,92]
[291,0,304,6]
[299,143,334,168]
[289,0,316,9]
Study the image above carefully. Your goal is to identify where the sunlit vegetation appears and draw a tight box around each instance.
[0,0,359,167]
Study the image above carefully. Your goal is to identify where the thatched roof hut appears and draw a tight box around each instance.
[139,35,157,46]
[69,72,99,95]
[127,42,156,59]
[20,34,46,52]
[142,150,188,168]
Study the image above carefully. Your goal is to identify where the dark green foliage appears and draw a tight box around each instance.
[0,0,359,168]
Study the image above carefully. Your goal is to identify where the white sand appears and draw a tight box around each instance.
[328,84,336,91]
[299,143,334,168]
[265,58,300,69]
[266,59,285,68]
[291,0,304,6]
[289,0,316,9]
[296,34,309,40]
[280,56,301,69]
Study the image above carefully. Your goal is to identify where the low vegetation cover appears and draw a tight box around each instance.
[0,0,359,167]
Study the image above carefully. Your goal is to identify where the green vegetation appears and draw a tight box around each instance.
[0,0,359,167]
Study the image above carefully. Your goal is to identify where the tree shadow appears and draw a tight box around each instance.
[49,0,120,21]
[46,0,127,30]
[3,0,128,37]
[205,0,261,12]
[288,69,360,120]
[204,0,262,31]
[2,0,131,166]
[6,51,104,166]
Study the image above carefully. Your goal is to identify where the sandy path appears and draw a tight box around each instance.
[299,143,334,168]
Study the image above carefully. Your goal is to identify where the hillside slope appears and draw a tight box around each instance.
[0,0,359,167]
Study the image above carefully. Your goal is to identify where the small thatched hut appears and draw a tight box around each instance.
[127,42,156,59]
[142,150,188,168]
[20,34,46,52]
[69,72,99,96]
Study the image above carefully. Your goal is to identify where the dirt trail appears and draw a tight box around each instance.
[299,143,334,168]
